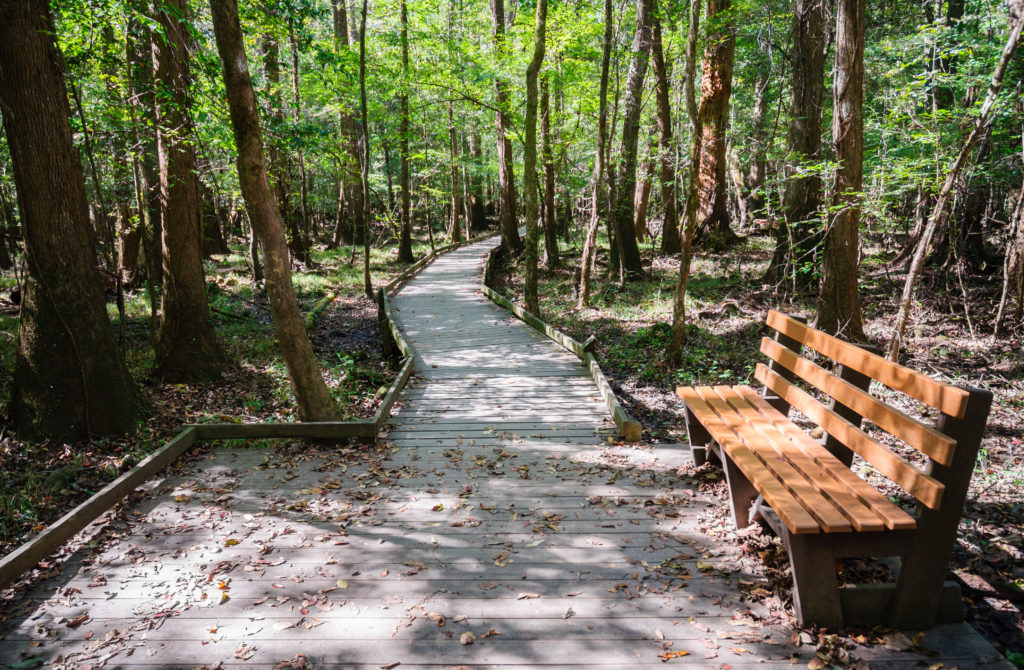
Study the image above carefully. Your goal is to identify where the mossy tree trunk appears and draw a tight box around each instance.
[0,0,138,441]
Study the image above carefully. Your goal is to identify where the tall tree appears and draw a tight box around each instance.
[153,0,227,382]
[523,0,548,314]
[358,0,372,299]
[0,0,138,440]
[768,0,826,287]
[610,0,653,278]
[261,36,312,267]
[491,0,522,254]
[651,15,679,255]
[666,0,703,365]
[816,0,866,339]
[209,0,339,421]
[398,0,414,262]
[694,0,736,248]
[330,0,363,248]
[448,104,463,243]
[576,0,613,308]
[540,76,560,268]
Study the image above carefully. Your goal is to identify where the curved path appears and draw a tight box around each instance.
[0,236,1006,668]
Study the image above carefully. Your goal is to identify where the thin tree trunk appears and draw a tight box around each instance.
[523,0,548,314]
[358,0,372,299]
[398,0,413,262]
[0,0,138,440]
[467,132,487,231]
[153,0,226,382]
[611,0,653,278]
[888,3,1024,358]
[491,0,522,253]
[994,161,1024,337]
[695,0,737,249]
[209,0,338,421]
[540,76,560,268]
[577,0,613,309]
[651,16,679,255]
[666,0,703,365]
[770,0,826,287]
[448,104,463,243]
[816,0,867,340]
[288,18,313,261]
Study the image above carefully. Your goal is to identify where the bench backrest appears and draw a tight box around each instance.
[757,310,990,512]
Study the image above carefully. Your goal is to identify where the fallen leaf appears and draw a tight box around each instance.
[380,664,401,670]
[460,632,475,645]
[234,643,257,660]
[658,650,690,662]
[516,592,539,600]
[65,614,89,628]
[336,580,349,589]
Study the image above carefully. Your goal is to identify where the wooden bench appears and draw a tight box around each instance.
[676,310,992,629]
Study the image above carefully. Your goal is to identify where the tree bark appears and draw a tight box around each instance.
[576,0,613,309]
[358,0,373,299]
[769,0,826,287]
[152,0,227,382]
[888,1,1024,358]
[397,0,413,263]
[210,0,339,421]
[491,0,522,253]
[666,0,704,365]
[611,0,652,277]
[0,0,138,441]
[466,132,487,231]
[540,77,560,268]
[651,16,679,255]
[523,0,548,314]
[816,0,866,340]
[448,105,463,243]
[261,37,313,267]
[695,0,737,249]
[288,18,313,258]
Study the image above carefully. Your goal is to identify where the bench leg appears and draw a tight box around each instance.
[784,532,844,629]
[721,451,758,529]
[684,405,711,467]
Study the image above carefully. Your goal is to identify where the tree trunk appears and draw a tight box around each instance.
[611,0,652,277]
[995,174,1024,337]
[288,18,313,260]
[398,0,413,263]
[816,0,866,340]
[152,0,227,382]
[466,132,487,231]
[261,37,312,267]
[576,0,613,309]
[888,2,1024,358]
[747,69,769,218]
[634,142,655,243]
[769,0,826,287]
[666,0,703,365]
[0,0,138,441]
[358,0,373,299]
[491,0,522,254]
[651,16,679,255]
[523,0,548,314]
[448,104,463,243]
[540,76,560,268]
[210,0,339,421]
[331,0,362,248]
[695,0,737,249]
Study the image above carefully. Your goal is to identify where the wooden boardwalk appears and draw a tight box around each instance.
[0,236,1009,668]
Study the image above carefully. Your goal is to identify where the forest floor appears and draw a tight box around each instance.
[495,230,1024,667]
[0,235,441,561]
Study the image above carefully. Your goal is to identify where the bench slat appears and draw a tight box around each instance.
[760,337,956,466]
[677,387,821,534]
[755,363,945,510]
[765,311,969,419]
[733,387,917,531]
[700,386,854,533]
[714,386,891,532]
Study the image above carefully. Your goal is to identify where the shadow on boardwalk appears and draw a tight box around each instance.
[0,237,1009,669]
